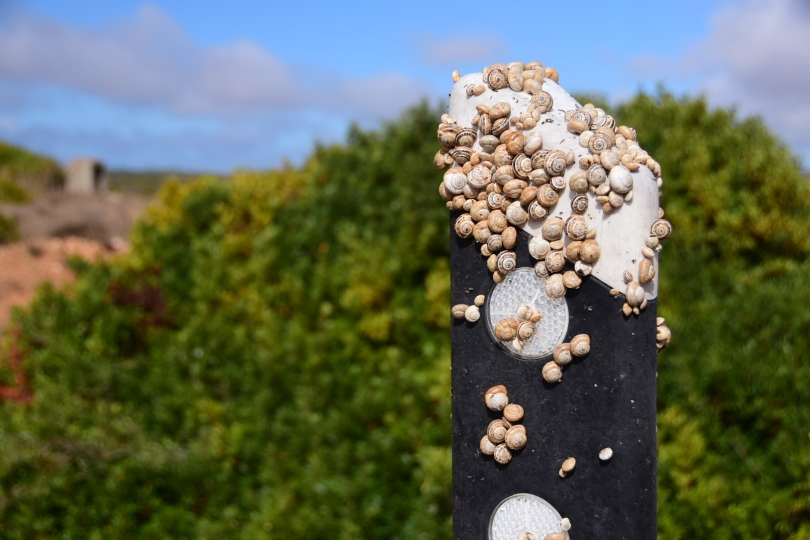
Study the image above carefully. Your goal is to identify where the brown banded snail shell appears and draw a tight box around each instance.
[579,239,601,264]
[488,420,507,444]
[505,425,527,450]
[493,443,512,464]
[651,219,672,239]
[454,214,474,238]
[639,258,655,284]
[545,251,566,274]
[562,270,582,289]
[496,250,517,274]
[517,321,535,340]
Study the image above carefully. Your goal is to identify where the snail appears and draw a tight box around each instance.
[485,385,509,411]
[570,334,591,357]
[542,361,563,383]
[559,457,576,477]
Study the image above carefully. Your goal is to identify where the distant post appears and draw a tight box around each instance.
[437,62,672,539]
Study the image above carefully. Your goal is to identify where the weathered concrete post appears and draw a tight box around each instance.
[437,62,672,539]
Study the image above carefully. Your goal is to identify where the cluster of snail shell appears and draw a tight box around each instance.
[656,317,671,350]
[480,385,528,465]
[454,61,560,103]
[540,334,591,384]
[451,294,486,323]
[493,302,543,351]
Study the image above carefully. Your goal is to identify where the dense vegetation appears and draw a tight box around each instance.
[108,170,214,196]
[1,92,808,539]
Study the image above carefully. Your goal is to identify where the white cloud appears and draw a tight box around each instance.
[628,0,810,159]
[0,5,431,119]
[416,32,508,66]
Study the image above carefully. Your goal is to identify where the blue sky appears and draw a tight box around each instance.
[1,0,808,172]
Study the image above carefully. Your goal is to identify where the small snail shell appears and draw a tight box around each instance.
[568,171,589,194]
[467,164,492,188]
[595,181,611,195]
[508,70,524,92]
[651,219,672,239]
[533,90,553,112]
[599,447,613,461]
[562,270,582,289]
[437,123,462,147]
[645,234,659,249]
[485,384,508,410]
[545,534,566,540]
[570,334,591,357]
[559,457,576,477]
[567,118,589,134]
[528,201,547,220]
[624,189,634,202]
[489,102,511,120]
[642,246,656,259]
[518,321,535,340]
[553,342,572,365]
[474,294,486,307]
[639,258,655,284]
[506,201,529,226]
[522,78,543,94]
[657,325,672,350]
[537,184,558,207]
[503,403,524,423]
[565,215,588,240]
[486,192,505,211]
[549,240,564,252]
[542,217,565,241]
[534,261,549,278]
[488,210,508,233]
[545,273,566,299]
[481,244,492,257]
[464,305,480,323]
[470,200,490,222]
[588,131,612,154]
[608,190,624,208]
[626,281,646,307]
[609,166,633,194]
[579,130,594,148]
[505,425,527,450]
[486,69,508,90]
[617,125,636,140]
[513,154,533,179]
[500,227,516,250]
[544,66,559,82]
[488,420,507,444]
[579,239,601,264]
[544,150,568,177]
[610,288,621,297]
[570,195,589,214]
[503,179,527,199]
[491,117,510,137]
[542,361,563,383]
[443,167,467,195]
[492,270,504,283]
[519,185,539,207]
[504,131,526,156]
[566,241,582,262]
[496,250,517,274]
[480,435,496,455]
[550,175,566,191]
[454,214,474,238]
[455,128,477,148]
[473,221,491,243]
[487,234,503,253]
[574,260,593,276]
[622,302,632,316]
[545,251,566,274]
[530,149,549,170]
[493,144,514,167]
[587,164,607,186]
[560,518,571,531]
[451,304,468,319]
[495,318,519,341]
[523,132,544,155]
[493,165,514,185]
[479,133,499,152]
[493,444,512,464]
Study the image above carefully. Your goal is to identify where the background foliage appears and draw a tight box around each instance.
[1,93,808,539]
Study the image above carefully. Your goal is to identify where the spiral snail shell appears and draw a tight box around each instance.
[608,166,634,194]
[503,179,528,199]
[545,273,566,299]
[499,227,516,250]
[550,175,566,191]
[480,435,496,456]
[468,164,492,188]
[529,236,551,260]
[505,425,527,451]
[486,69,508,90]
[574,260,593,276]
[438,123,462,147]
[451,304,468,319]
[503,403,524,423]
[553,342,572,365]
[537,184,558,207]
[542,361,563,383]
[505,201,529,226]
[486,192,505,211]
[579,239,601,264]
[587,164,607,186]
[488,419,507,444]
[544,150,568,177]
[562,270,582,289]
[469,200,489,222]
[519,185,538,206]
[541,217,565,241]
[489,102,511,120]
[464,305,480,322]
[488,210,508,233]
[492,118,510,137]
[638,258,655,284]
[492,144,513,167]
[512,154,533,179]
[625,281,646,307]
[569,171,589,194]
[571,195,589,214]
[517,321,535,340]
[523,131,544,155]
[588,131,612,154]
[443,167,467,195]
[455,128,477,148]
[565,241,582,262]
[532,90,553,112]
[496,250,517,274]
[486,234,503,253]
[485,384,508,410]
[473,220,492,243]
[651,219,672,239]
[454,213,474,238]
[493,444,512,464]
[528,201,547,220]
[570,334,591,357]
[534,261,549,278]
[565,215,588,241]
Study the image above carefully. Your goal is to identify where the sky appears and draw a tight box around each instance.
[0,0,808,172]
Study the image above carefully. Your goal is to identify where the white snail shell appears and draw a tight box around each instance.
[485,385,509,411]
[545,273,566,299]
[464,305,480,323]
[599,447,613,461]
[529,236,551,260]
[541,217,565,241]
[542,361,563,383]
[480,435,496,455]
[608,166,634,194]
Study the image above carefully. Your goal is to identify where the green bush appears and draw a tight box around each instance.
[0,139,64,192]
[0,94,808,539]
[0,212,18,244]
[0,176,31,203]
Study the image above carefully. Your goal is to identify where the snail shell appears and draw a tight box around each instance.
[520,185,539,206]
[502,226,517,250]
[443,167,467,195]
[474,294,486,307]
[493,165,514,185]
[544,66,559,82]
[608,190,624,208]
[492,145,513,167]
[566,241,582,262]
[503,403,524,423]
[545,534,566,540]
[523,132,544,155]
[503,180,528,199]
[545,250,566,274]
[455,128,477,148]
[542,217,565,241]
[534,261,549,278]
[571,195,589,214]
[513,154,533,179]
[657,323,672,349]
[532,91,553,112]
[600,149,621,170]
[508,70,524,92]
[468,164,492,188]
[642,246,656,259]
[617,125,636,140]
[537,184,558,207]
[529,237,551,260]
[549,240,564,251]
[480,435,496,456]
[528,201,547,220]
[565,215,588,240]
[451,304,468,319]
[518,321,535,340]
[639,258,655,284]
[544,150,568,177]
[574,260,593,276]
[570,334,591,357]
[567,118,589,134]
[569,171,589,194]
[530,149,550,170]
[579,239,601,264]
[587,164,607,186]
[470,200,490,222]
[608,166,633,194]
[550,175,566,191]
[486,69,508,90]
[464,305,480,323]
[479,133,499,152]
[486,192,505,211]
[559,457,576,477]
[545,273,566,299]
[560,518,571,531]
[625,281,646,307]
[579,130,594,148]
[504,131,525,155]
[488,210,508,233]
[473,221,491,243]
[505,425,527,450]
[522,78,543,94]
[588,131,612,154]
[454,213,474,238]
[651,219,672,239]
[496,250,517,274]
[485,384,508,410]
[599,447,613,461]
[542,361,563,383]
[489,102,511,120]
[562,270,582,289]
[438,123,462,147]
[553,342,572,365]
[488,419,507,444]
[492,118,510,137]
[479,114,493,136]
[487,234,503,253]
[493,444,512,464]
